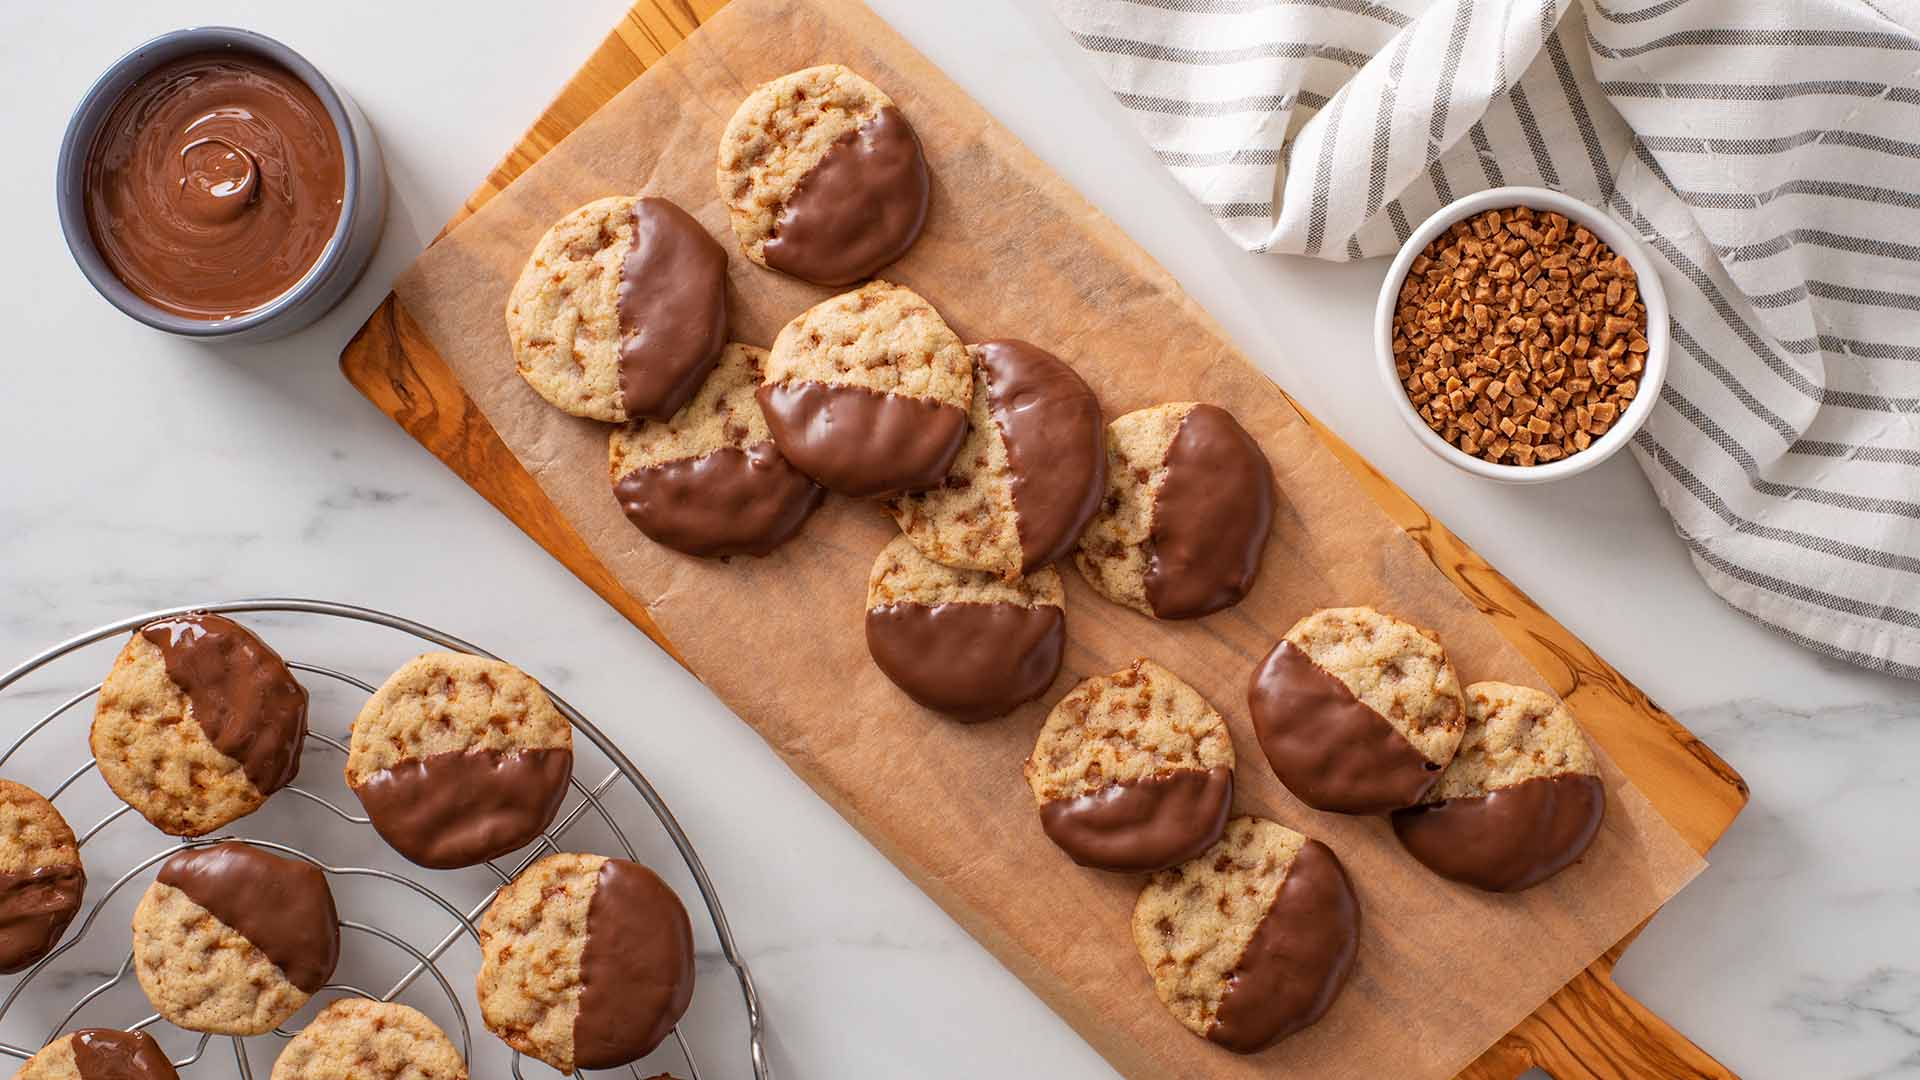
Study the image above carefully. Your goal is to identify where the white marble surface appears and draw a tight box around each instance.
[1,1,1914,1077]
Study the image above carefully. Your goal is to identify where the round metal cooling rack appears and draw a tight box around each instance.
[0,598,770,1080]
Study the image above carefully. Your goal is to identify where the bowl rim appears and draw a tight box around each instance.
[54,25,365,339]
[1372,185,1669,485]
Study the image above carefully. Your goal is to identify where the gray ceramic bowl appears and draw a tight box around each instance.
[55,27,386,343]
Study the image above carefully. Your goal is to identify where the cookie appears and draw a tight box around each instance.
[1024,659,1233,872]
[15,1029,179,1080]
[1249,607,1466,815]
[610,342,825,557]
[271,1000,468,1080]
[1392,681,1605,892]
[1074,403,1274,620]
[865,534,1065,722]
[0,779,85,973]
[1132,817,1359,1054]
[132,843,339,1036]
[890,340,1107,579]
[759,281,972,498]
[476,852,696,1073]
[505,194,728,423]
[717,64,929,286]
[91,612,308,836]
[347,652,573,870]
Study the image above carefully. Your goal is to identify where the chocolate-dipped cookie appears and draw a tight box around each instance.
[477,853,696,1073]
[0,779,85,974]
[1249,606,1466,815]
[759,281,971,498]
[1392,681,1605,892]
[91,612,308,836]
[271,1000,468,1080]
[1075,403,1275,620]
[891,340,1106,579]
[132,843,340,1036]
[347,653,573,870]
[718,64,929,286]
[16,1029,180,1080]
[865,535,1065,722]
[1024,659,1233,872]
[1133,817,1358,1054]
[610,342,824,558]
[506,195,728,422]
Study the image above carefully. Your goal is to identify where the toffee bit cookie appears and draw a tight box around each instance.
[1249,607,1466,815]
[611,342,825,558]
[347,653,573,870]
[16,1029,180,1080]
[1024,660,1233,872]
[0,779,85,973]
[1392,681,1605,892]
[506,195,728,422]
[1133,817,1359,1054]
[477,853,696,1073]
[890,340,1107,579]
[271,1000,468,1080]
[92,612,308,836]
[759,281,971,498]
[1075,403,1274,620]
[718,64,930,286]
[133,843,340,1036]
[865,535,1065,722]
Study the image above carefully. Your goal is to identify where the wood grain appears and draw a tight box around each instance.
[338,3,1748,1076]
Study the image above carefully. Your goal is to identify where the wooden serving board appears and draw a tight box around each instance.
[339,2,1749,1076]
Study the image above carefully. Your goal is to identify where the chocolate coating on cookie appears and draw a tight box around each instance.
[616,198,728,421]
[762,106,929,285]
[614,441,824,558]
[1207,839,1359,1053]
[865,601,1064,721]
[757,380,967,498]
[70,1030,179,1080]
[1143,404,1274,619]
[575,859,696,1070]
[352,747,572,870]
[978,340,1107,572]
[157,843,339,993]
[0,864,84,973]
[138,613,307,797]
[1038,766,1231,872]
[1392,773,1605,892]
[1248,640,1440,815]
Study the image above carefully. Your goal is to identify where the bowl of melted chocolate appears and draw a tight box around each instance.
[57,28,385,342]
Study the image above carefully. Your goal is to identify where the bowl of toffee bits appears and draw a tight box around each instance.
[1374,186,1668,483]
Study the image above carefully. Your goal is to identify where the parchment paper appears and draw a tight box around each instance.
[393,1,1707,1074]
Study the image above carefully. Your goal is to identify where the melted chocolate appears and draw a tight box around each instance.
[83,51,345,319]
[1207,839,1360,1053]
[976,340,1107,572]
[574,859,696,1070]
[353,747,572,870]
[1248,640,1439,815]
[1037,766,1231,872]
[864,601,1064,722]
[139,613,306,796]
[762,107,930,286]
[156,843,338,993]
[614,441,824,558]
[1391,773,1606,893]
[0,863,85,973]
[616,198,729,421]
[70,1029,179,1080]
[1142,405,1275,619]
[757,380,968,498]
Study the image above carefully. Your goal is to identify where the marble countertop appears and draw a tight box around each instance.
[2,2,1914,1077]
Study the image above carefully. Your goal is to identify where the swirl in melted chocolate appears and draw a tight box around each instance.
[139,612,307,796]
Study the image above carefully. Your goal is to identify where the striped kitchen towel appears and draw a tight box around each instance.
[1055,0,1920,681]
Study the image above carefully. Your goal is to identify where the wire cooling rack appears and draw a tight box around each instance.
[0,598,770,1079]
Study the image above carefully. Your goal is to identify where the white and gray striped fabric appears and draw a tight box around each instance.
[1054,0,1920,681]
